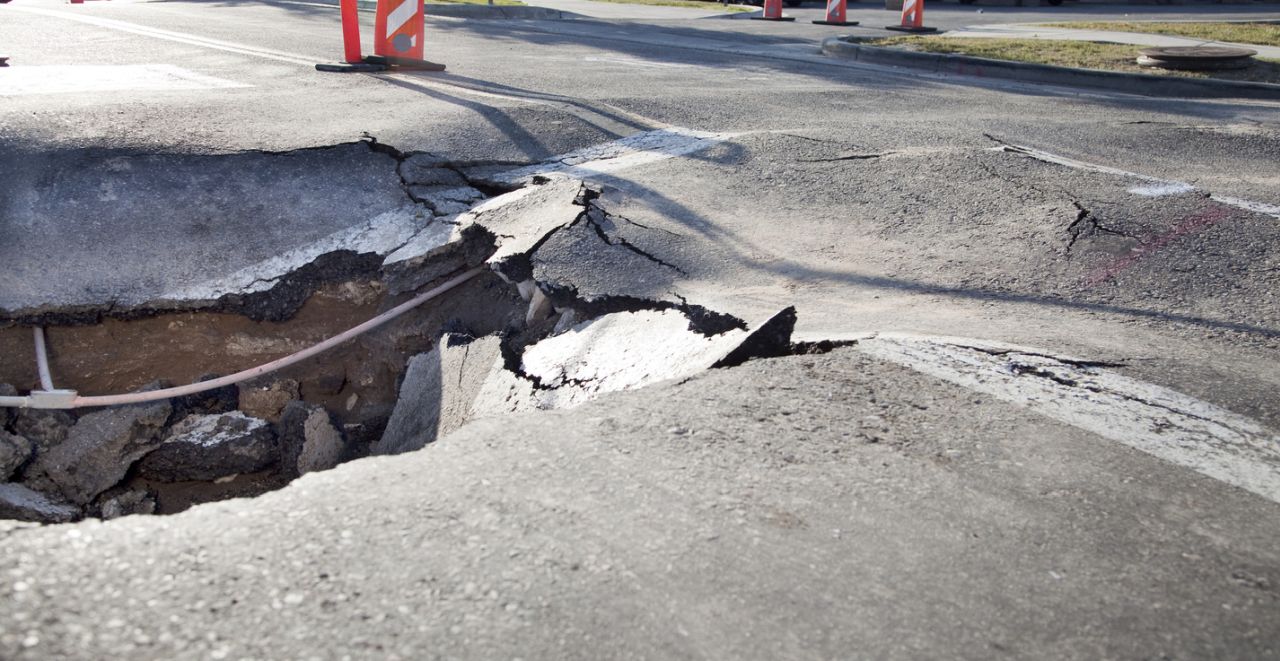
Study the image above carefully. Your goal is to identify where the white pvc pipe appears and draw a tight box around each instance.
[33,327,55,391]
[1,267,483,410]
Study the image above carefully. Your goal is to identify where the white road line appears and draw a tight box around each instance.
[858,333,1280,504]
[6,5,320,67]
[0,64,248,97]
[583,55,691,69]
[164,205,429,300]
[1211,194,1280,219]
[1128,182,1196,197]
[994,143,1280,219]
[494,127,734,184]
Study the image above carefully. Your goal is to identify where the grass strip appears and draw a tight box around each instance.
[1039,22,1280,48]
[435,0,527,6]
[862,36,1280,84]
[586,0,755,11]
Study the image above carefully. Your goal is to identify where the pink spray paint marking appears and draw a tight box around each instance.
[1082,206,1234,288]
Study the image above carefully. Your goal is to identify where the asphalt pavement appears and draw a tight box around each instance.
[2,0,1280,657]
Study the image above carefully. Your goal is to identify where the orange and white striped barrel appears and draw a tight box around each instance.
[375,0,425,61]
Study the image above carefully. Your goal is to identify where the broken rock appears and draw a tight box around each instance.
[136,412,276,482]
[238,379,300,424]
[170,374,240,422]
[372,333,503,457]
[0,483,79,523]
[279,402,346,477]
[0,383,16,429]
[0,431,34,482]
[22,400,171,505]
[98,489,157,520]
[12,409,74,453]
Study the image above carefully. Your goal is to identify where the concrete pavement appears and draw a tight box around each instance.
[4,346,1280,659]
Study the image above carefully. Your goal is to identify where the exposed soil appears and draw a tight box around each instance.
[0,274,523,430]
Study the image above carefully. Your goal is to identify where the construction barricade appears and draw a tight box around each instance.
[317,0,445,73]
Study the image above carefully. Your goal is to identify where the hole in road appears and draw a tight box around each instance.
[0,138,806,524]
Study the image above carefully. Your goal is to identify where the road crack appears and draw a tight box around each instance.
[798,152,895,163]
[585,208,688,276]
[1065,201,1134,253]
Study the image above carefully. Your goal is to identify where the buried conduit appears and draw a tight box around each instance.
[33,326,54,392]
[0,268,484,410]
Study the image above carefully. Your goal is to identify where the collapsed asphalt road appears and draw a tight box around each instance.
[3,0,1280,657]
[2,128,1279,659]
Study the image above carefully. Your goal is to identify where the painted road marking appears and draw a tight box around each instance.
[583,55,691,69]
[993,142,1280,219]
[1129,182,1196,197]
[164,205,429,301]
[493,127,734,184]
[4,4,672,135]
[0,64,248,97]
[6,5,319,67]
[857,333,1280,504]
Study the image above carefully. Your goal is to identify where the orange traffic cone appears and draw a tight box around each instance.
[886,0,937,33]
[750,0,795,22]
[813,0,858,26]
[372,0,445,69]
[317,0,386,72]
[316,0,444,73]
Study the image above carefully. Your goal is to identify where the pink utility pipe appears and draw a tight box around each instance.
[54,267,484,409]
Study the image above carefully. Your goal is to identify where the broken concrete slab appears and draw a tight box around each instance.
[383,176,586,296]
[531,205,685,309]
[279,402,346,477]
[472,306,796,415]
[136,412,277,483]
[474,175,588,284]
[423,186,487,206]
[420,196,472,217]
[372,334,504,457]
[22,400,171,505]
[0,141,421,320]
[0,483,79,523]
[401,160,469,188]
[469,356,543,419]
[381,220,490,296]
[0,431,33,482]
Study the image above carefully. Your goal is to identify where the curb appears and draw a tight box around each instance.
[322,0,578,19]
[820,38,1280,101]
[423,3,578,18]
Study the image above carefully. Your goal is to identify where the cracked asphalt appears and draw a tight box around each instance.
[2,0,1280,657]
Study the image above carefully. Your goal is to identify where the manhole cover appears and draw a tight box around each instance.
[1137,46,1258,71]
